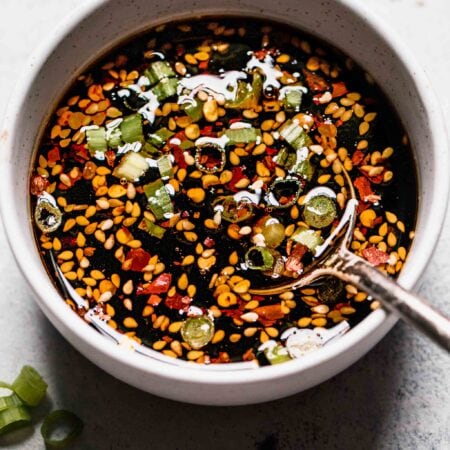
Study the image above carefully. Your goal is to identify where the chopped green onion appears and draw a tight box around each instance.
[11,365,47,407]
[148,127,174,148]
[282,86,305,111]
[142,218,166,239]
[290,227,324,253]
[245,246,274,271]
[0,405,31,436]
[112,152,149,181]
[144,179,173,220]
[152,78,178,101]
[224,127,261,145]
[279,119,312,150]
[181,99,203,122]
[140,141,161,157]
[86,127,107,154]
[0,393,23,412]
[179,139,195,150]
[225,72,262,109]
[181,316,214,350]
[303,195,337,229]
[264,344,291,365]
[120,114,144,143]
[261,220,286,248]
[41,410,83,449]
[157,155,173,178]
[144,61,176,85]
[266,177,303,209]
[292,159,315,181]
[220,197,253,223]
[106,125,123,149]
[273,147,296,168]
[35,198,63,233]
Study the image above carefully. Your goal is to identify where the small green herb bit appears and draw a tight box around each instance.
[303,195,337,229]
[181,316,215,349]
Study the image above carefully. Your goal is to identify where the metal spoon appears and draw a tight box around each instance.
[250,166,450,351]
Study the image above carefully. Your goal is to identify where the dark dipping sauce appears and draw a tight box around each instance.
[30,18,417,366]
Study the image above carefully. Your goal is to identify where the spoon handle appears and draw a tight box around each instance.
[331,248,450,351]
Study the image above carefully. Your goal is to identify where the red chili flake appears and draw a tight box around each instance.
[173,130,187,141]
[302,69,330,92]
[331,82,348,98]
[362,246,389,266]
[200,126,215,137]
[229,117,244,125]
[148,294,162,306]
[228,167,247,192]
[203,237,215,248]
[47,147,61,163]
[356,201,371,214]
[137,273,172,295]
[352,150,366,166]
[60,236,77,249]
[254,49,269,60]
[266,147,278,156]
[243,348,256,361]
[105,150,116,167]
[253,304,286,327]
[70,144,90,163]
[199,61,208,70]
[354,176,374,201]
[165,293,192,311]
[171,145,187,169]
[263,155,276,171]
[124,248,151,272]
[285,244,308,273]
[30,175,49,196]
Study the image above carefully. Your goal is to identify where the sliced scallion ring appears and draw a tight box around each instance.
[245,246,275,271]
[40,410,84,449]
[0,405,31,436]
[0,393,23,412]
[11,365,48,407]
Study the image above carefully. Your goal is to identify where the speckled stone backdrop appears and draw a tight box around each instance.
[0,0,449,449]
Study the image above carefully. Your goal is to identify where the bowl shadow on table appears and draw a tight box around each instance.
[33,311,423,450]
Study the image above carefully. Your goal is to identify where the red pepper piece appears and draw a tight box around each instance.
[105,150,116,167]
[30,174,50,196]
[70,144,90,163]
[285,244,308,273]
[137,273,172,295]
[228,167,247,192]
[47,147,61,163]
[171,145,187,169]
[124,248,151,272]
[148,294,162,306]
[203,237,215,248]
[302,69,330,92]
[352,150,366,166]
[253,304,286,326]
[165,293,192,311]
[362,246,389,266]
[354,176,374,201]
[331,82,348,98]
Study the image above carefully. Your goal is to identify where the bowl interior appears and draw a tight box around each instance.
[1,0,447,405]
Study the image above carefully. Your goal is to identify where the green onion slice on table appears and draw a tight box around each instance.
[40,410,84,448]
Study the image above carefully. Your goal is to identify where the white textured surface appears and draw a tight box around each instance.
[0,0,449,448]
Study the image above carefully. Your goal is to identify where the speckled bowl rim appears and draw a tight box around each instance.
[1,0,448,389]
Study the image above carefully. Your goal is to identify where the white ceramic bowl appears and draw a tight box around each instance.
[1,0,448,405]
